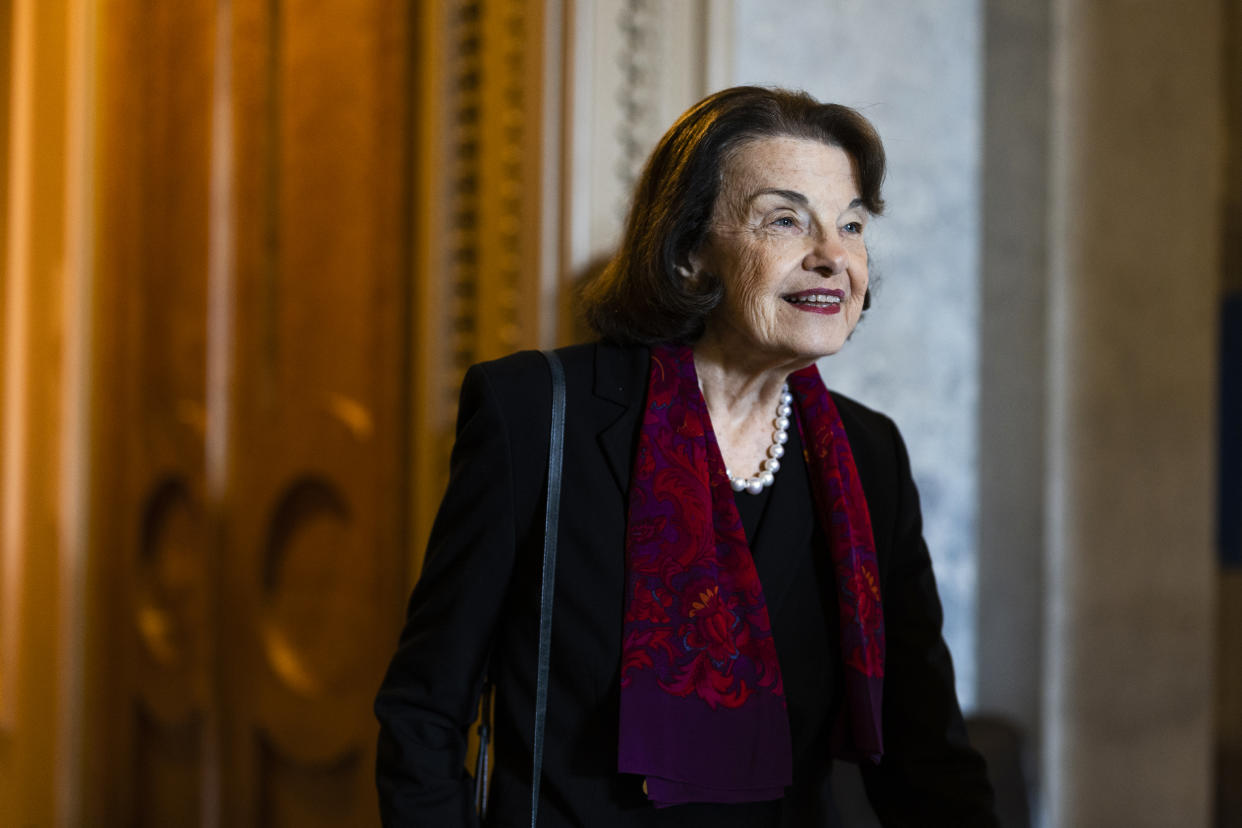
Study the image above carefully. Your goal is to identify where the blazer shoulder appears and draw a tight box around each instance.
[473,348,552,391]
[473,341,646,407]
[465,350,559,451]
[473,341,594,380]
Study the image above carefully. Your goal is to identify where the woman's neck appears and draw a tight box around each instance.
[691,337,812,479]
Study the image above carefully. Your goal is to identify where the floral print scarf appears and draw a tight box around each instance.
[617,344,885,807]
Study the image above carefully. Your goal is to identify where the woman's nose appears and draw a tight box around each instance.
[803,233,848,275]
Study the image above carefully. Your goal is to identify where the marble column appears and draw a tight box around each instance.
[1044,0,1222,824]
[977,0,1051,753]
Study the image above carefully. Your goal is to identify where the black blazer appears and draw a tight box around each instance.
[375,342,997,827]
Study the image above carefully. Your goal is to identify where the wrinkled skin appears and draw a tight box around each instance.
[690,137,872,477]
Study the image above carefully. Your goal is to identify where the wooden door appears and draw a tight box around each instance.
[92,0,219,822]
[88,0,557,822]
[218,1,413,823]
[91,1,415,824]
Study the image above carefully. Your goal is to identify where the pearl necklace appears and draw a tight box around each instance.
[726,385,792,495]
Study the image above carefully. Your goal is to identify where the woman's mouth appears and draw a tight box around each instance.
[783,289,844,315]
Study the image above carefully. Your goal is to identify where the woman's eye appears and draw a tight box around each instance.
[770,215,799,229]
[842,221,864,235]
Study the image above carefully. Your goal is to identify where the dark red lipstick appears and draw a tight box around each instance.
[782,288,845,315]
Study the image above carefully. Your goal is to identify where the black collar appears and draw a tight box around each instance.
[592,342,648,495]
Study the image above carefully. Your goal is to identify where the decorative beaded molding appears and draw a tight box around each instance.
[613,0,657,211]
[561,0,728,283]
[412,0,547,529]
[447,0,483,383]
[477,0,532,358]
[437,0,541,380]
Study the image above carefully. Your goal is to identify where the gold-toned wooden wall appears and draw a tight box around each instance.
[411,0,548,580]
[91,0,218,821]
[1,1,88,823]
[90,0,422,823]
[0,0,551,824]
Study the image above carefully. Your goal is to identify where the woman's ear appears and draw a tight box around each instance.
[677,246,710,286]
[675,259,703,290]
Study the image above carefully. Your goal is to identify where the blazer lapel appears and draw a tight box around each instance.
[593,343,648,496]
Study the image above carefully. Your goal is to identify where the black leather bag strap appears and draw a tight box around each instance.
[473,680,494,816]
[474,351,565,826]
[530,349,566,828]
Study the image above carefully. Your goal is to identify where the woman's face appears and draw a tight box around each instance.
[691,136,870,367]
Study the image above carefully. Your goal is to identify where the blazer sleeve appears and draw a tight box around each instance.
[859,417,1000,827]
[374,363,519,827]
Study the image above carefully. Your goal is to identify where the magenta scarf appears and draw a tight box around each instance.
[617,344,885,807]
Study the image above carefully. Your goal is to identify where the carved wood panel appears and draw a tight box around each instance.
[222,0,413,823]
[90,0,554,822]
[93,0,415,824]
[93,0,217,822]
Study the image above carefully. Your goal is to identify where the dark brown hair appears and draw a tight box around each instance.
[581,86,886,344]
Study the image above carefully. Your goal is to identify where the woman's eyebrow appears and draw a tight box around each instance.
[747,189,867,212]
[748,188,808,206]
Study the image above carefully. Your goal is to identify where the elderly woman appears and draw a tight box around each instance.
[375,86,997,826]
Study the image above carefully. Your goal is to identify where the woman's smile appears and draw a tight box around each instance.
[690,136,871,375]
[782,288,844,314]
